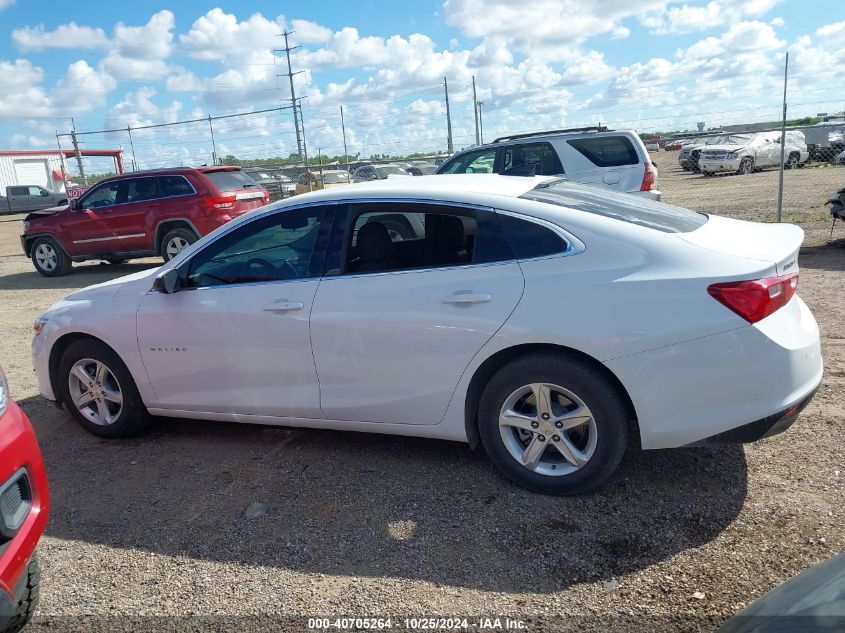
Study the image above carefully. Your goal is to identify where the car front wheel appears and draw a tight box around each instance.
[30,237,71,277]
[57,339,151,438]
[737,157,754,175]
[478,353,629,495]
[0,555,40,633]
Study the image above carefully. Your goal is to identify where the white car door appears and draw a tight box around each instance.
[310,202,524,425]
[136,203,333,418]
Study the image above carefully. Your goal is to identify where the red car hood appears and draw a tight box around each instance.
[25,204,70,221]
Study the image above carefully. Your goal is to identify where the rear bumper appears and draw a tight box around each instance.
[685,388,816,446]
[0,401,49,603]
[607,296,823,449]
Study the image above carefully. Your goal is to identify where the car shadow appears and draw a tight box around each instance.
[0,261,159,291]
[20,395,748,593]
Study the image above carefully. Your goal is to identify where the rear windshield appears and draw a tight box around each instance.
[204,169,259,192]
[520,180,708,233]
[567,136,639,167]
[319,172,351,184]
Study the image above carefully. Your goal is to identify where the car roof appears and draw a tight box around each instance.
[288,173,553,204]
[92,165,242,184]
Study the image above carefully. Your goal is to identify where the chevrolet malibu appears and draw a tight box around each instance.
[31,175,822,495]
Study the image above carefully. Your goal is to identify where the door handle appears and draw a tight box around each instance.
[441,292,492,305]
[262,300,304,313]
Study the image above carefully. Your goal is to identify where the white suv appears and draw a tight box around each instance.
[436,127,660,200]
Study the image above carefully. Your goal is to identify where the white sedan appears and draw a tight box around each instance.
[31,175,822,495]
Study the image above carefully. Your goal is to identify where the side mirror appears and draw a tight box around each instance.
[153,268,180,294]
[40,190,49,196]
[71,199,81,211]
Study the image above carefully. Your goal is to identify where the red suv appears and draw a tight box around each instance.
[0,365,49,633]
[21,166,269,277]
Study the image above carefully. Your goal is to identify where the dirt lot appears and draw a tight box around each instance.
[0,163,843,632]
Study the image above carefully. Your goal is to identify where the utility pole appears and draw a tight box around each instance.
[472,75,480,146]
[70,118,86,185]
[478,101,485,145]
[126,126,138,171]
[444,77,454,154]
[340,105,348,164]
[776,51,789,223]
[207,115,218,165]
[55,131,69,192]
[276,31,304,163]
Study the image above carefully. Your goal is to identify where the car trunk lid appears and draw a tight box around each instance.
[679,214,802,276]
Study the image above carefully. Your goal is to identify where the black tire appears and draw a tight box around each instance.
[478,352,629,495]
[0,555,40,633]
[786,153,800,169]
[159,228,197,262]
[57,339,151,438]
[57,199,68,206]
[30,236,71,277]
[104,258,126,265]
[737,157,754,175]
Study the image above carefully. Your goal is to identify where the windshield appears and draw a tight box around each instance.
[204,169,259,192]
[521,179,708,233]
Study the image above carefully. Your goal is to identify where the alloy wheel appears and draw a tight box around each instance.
[67,358,123,426]
[34,243,58,272]
[166,236,190,259]
[498,383,598,477]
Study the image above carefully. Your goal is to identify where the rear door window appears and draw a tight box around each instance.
[158,175,195,197]
[496,213,568,258]
[120,177,160,204]
[501,143,563,175]
[567,136,639,167]
[204,170,259,193]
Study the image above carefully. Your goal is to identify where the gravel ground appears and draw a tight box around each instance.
[0,163,843,632]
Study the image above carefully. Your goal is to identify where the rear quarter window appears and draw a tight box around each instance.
[203,170,258,192]
[521,180,707,233]
[567,136,639,167]
[496,213,568,258]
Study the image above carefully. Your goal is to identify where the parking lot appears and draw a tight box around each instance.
[1,165,843,631]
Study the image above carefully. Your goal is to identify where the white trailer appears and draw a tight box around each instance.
[0,153,68,193]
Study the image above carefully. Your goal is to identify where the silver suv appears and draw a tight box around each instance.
[435,127,660,200]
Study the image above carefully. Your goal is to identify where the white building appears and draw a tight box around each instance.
[0,149,125,193]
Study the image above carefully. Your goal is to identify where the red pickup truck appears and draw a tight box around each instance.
[21,166,269,277]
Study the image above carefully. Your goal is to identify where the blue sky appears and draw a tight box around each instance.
[0,0,843,169]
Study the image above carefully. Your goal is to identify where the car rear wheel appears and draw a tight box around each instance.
[30,237,71,277]
[160,228,197,262]
[58,339,151,438]
[478,353,629,495]
[737,157,754,175]
[786,153,800,169]
[0,555,40,633]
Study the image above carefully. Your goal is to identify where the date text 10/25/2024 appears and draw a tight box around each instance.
[308,618,527,630]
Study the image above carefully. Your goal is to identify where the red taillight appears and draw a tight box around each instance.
[707,273,798,323]
[204,193,236,211]
[640,162,657,191]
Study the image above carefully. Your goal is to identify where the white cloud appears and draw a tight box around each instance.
[815,21,845,41]
[444,0,665,57]
[101,10,175,80]
[291,19,332,44]
[12,22,109,51]
[0,0,14,9]
[50,61,117,114]
[180,8,285,61]
[679,21,784,60]
[641,0,780,35]
[0,59,49,118]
